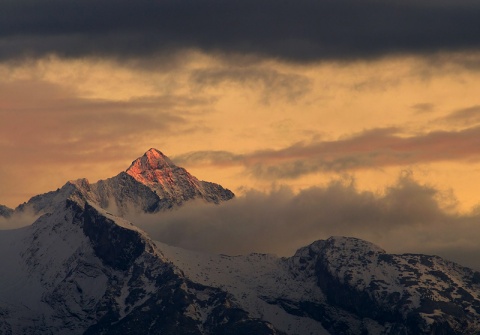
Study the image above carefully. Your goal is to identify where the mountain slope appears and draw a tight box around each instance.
[158,242,330,335]
[158,236,480,335]
[0,192,281,335]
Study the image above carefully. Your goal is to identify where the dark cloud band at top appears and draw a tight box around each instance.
[2,0,480,62]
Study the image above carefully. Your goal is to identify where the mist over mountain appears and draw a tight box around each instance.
[132,176,480,272]
[0,204,13,218]
[1,149,479,334]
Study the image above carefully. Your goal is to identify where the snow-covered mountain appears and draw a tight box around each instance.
[1,149,480,334]
[288,237,480,334]
[159,237,480,335]
[0,197,279,334]
[15,148,234,216]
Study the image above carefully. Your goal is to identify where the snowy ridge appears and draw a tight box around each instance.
[15,180,86,215]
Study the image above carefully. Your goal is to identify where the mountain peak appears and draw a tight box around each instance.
[15,148,234,216]
[130,148,175,171]
[126,148,176,184]
[124,148,233,206]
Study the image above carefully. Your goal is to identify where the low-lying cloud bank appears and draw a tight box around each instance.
[2,173,478,270]
[132,174,480,270]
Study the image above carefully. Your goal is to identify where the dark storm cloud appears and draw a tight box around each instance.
[2,0,480,62]
[134,174,480,270]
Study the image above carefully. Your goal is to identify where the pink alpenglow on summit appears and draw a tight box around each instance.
[125,148,234,205]
[126,148,176,185]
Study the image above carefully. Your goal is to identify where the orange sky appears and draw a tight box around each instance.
[1,52,480,212]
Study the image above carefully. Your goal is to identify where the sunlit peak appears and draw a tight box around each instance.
[126,148,177,185]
